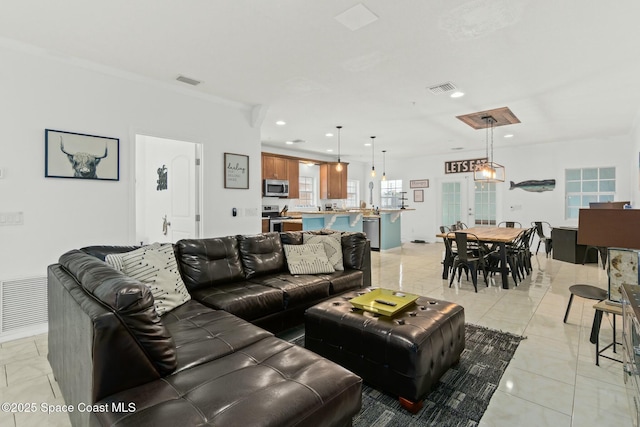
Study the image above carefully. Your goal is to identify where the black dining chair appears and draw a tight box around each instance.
[532,221,553,257]
[440,226,456,277]
[449,232,490,293]
[498,221,522,228]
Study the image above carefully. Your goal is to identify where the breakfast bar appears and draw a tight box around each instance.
[299,209,413,250]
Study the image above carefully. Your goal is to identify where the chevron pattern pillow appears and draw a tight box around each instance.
[118,242,191,315]
[284,243,335,275]
[303,232,344,271]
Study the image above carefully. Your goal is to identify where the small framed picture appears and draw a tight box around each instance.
[410,179,429,188]
[414,189,424,203]
[45,129,119,181]
[224,152,249,189]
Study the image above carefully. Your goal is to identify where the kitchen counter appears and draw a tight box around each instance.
[296,209,414,249]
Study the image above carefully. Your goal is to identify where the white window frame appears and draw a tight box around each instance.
[565,167,616,219]
[295,175,316,208]
[346,180,360,207]
[381,180,403,209]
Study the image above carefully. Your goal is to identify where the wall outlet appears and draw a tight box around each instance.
[0,168,4,178]
[0,212,24,226]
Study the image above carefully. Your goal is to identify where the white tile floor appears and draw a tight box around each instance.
[0,242,631,426]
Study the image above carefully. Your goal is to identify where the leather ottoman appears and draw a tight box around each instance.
[304,289,465,412]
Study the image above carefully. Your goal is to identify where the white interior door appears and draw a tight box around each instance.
[135,135,201,244]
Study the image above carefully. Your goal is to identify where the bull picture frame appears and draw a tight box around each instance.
[45,129,119,181]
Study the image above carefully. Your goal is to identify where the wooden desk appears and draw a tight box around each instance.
[437,227,524,290]
[590,300,623,366]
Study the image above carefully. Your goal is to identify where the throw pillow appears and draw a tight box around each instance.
[120,243,191,316]
[105,253,125,272]
[303,232,344,271]
[283,243,335,275]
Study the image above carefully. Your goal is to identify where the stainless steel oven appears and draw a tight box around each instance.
[262,205,291,232]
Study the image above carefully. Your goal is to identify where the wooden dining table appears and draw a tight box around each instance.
[436,226,525,289]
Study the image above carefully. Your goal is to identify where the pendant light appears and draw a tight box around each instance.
[381,150,387,181]
[335,125,343,172]
[370,136,376,177]
[473,115,505,183]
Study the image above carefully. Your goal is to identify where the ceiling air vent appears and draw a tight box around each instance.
[176,75,202,86]
[428,82,457,94]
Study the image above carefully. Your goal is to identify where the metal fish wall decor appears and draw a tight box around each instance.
[509,179,555,192]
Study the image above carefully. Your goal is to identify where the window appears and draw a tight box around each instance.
[441,182,461,227]
[381,180,403,208]
[346,180,360,207]
[474,182,496,225]
[295,176,315,207]
[565,167,616,219]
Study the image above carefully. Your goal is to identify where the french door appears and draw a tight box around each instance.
[439,176,497,228]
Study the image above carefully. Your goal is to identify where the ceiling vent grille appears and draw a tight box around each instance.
[176,75,202,86]
[428,82,457,94]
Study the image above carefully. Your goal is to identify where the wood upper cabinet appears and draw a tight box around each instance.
[320,162,348,199]
[287,159,299,199]
[262,154,288,180]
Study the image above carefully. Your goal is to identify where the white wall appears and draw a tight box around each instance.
[0,41,261,281]
[384,136,634,243]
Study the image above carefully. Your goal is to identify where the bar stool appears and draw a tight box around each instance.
[563,284,607,323]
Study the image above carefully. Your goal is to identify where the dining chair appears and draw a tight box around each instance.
[449,232,490,292]
[455,221,468,229]
[532,221,553,257]
[498,221,522,228]
[440,226,456,277]
[487,228,530,286]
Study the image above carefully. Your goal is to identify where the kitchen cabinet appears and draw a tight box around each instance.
[262,154,288,180]
[320,162,347,199]
[287,159,299,199]
[261,218,269,233]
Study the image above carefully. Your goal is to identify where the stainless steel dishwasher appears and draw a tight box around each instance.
[363,217,380,251]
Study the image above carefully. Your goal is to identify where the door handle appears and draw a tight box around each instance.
[162,215,171,235]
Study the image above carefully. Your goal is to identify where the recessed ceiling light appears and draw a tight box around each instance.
[326,149,334,152]
[285,141,294,145]
[450,91,465,98]
[364,143,372,147]
[276,120,286,126]
[325,133,334,137]
[504,134,514,138]
[451,147,464,150]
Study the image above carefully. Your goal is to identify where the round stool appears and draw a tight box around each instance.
[563,284,607,323]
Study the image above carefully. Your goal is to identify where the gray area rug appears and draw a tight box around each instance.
[291,324,524,427]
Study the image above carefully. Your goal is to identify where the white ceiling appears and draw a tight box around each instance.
[2,0,640,162]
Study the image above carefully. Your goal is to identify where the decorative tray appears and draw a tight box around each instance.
[349,288,419,316]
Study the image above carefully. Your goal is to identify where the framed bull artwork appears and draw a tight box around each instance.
[45,129,119,181]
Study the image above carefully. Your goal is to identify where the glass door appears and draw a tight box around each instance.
[440,176,498,231]
[440,177,471,229]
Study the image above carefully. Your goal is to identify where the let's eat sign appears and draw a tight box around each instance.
[444,158,488,174]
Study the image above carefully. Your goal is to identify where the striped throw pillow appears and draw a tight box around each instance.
[284,243,335,275]
[303,233,344,271]
[120,243,191,315]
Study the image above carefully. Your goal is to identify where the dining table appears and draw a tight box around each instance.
[436,226,525,289]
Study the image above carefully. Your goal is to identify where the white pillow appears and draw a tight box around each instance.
[119,243,191,316]
[105,253,125,272]
[303,233,344,271]
[284,243,335,275]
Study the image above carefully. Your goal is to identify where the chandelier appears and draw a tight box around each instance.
[473,115,505,183]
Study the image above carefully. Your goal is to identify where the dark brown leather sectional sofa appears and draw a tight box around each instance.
[47,231,370,426]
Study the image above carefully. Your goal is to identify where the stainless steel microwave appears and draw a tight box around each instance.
[264,179,289,197]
